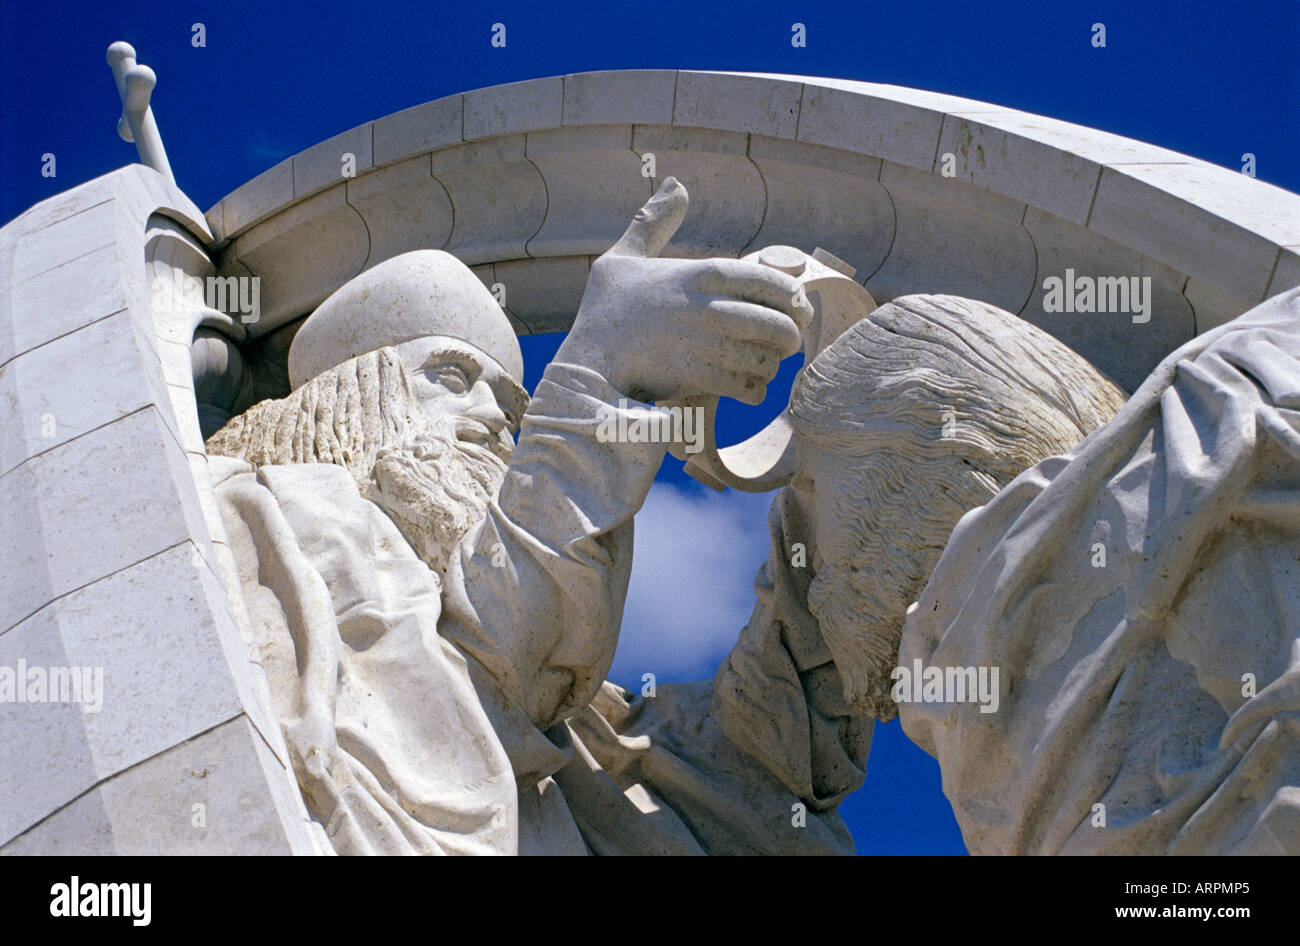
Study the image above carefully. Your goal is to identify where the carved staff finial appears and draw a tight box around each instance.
[106,41,174,184]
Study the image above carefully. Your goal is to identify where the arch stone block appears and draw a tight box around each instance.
[199,71,1300,391]
[525,125,649,258]
[432,135,548,266]
[223,183,369,333]
[347,154,454,268]
[494,256,593,334]
[746,135,893,281]
[1021,207,1194,392]
[868,161,1036,315]
[631,125,765,259]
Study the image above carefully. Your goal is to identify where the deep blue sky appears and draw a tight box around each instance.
[4,0,1296,856]
[5,0,1298,223]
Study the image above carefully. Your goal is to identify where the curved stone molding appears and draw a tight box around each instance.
[525,125,649,258]
[1020,208,1195,392]
[347,155,454,270]
[433,135,548,266]
[204,70,1300,389]
[867,161,1039,318]
[632,125,766,258]
[745,136,894,282]
[494,255,593,333]
[219,183,369,337]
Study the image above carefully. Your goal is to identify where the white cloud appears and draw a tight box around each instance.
[608,481,776,689]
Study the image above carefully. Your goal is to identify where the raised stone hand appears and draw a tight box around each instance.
[555,177,813,405]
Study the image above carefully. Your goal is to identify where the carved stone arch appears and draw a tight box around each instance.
[204,71,1300,394]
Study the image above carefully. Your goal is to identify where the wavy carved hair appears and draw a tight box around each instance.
[205,347,424,480]
[789,294,1128,718]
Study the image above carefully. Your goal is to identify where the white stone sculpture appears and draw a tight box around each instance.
[204,179,841,853]
[896,286,1300,855]
[9,63,1299,855]
[203,174,1133,852]
[786,293,1128,719]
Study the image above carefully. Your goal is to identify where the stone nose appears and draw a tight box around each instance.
[461,380,509,434]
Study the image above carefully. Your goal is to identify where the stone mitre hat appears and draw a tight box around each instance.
[288,250,524,389]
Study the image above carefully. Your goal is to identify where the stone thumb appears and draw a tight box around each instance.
[607,177,688,258]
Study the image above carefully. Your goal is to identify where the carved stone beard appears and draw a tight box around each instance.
[205,346,511,580]
[807,561,907,723]
[365,411,509,578]
[805,451,996,722]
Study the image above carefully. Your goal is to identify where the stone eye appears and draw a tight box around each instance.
[428,364,469,394]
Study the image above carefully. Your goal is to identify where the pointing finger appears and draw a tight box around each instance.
[607,177,689,259]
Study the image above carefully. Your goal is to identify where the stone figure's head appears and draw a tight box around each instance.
[788,294,1128,720]
[207,250,528,576]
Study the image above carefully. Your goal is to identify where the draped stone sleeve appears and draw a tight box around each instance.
[437,361,670,736]
[212,457,519,856]
[897,287,1300,855]
[711,487,873,811]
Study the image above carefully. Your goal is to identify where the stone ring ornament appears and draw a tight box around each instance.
[666,245,876,492]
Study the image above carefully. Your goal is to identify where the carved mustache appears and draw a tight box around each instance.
[452,418,513,463]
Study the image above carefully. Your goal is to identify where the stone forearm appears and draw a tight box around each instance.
[439,361,668,731]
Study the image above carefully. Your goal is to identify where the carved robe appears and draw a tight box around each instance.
[213,362,868,854]
[898,287,1300,854]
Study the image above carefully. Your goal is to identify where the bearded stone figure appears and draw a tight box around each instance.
[787,294,1128,721]
[208,343,520,581]
[205,177,1126,855]
[207,271,533,855]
